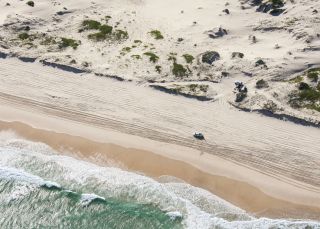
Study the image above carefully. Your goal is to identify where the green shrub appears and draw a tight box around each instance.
[270,0,284,7]
[88,32,107,41]
[289,88,320,112]
[255,59,266,67]
[155,65,162,73]
[172,63,187,77]
[298,88,320,102]
[59,38,80,49]
[144,52,159,63]
[182,54,194,64]
[18,33,29,40]
[168,53,177,62]
[26,1,34,7]
[307,72,318,82]
[82,20,114,41]
[99,25,113,34]
[82,20,101,30]
[149,30,164,40]
[298,82,310,90]
[256,79,269,89]
[114,30,129,40]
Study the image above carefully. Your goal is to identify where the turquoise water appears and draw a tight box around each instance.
[0,131,319,229]
[0,180,181,229]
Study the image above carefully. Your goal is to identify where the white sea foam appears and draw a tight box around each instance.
[80,193,106,206]
[166,211,183,220]
[0,131,319,229]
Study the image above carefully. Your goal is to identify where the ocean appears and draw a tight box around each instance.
[0,131,319,229]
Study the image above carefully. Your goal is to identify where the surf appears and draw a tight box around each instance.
[0,131,319,229]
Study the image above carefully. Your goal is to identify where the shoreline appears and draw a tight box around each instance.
[0,105,320,220]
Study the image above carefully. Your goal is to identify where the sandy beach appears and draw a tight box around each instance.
[0,58,319,221]
[1,119,320,220]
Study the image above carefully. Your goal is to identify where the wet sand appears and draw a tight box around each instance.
[1,119,320,220]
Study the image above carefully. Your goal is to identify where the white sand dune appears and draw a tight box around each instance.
[0,0,319,122]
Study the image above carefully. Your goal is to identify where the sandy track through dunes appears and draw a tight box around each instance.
[0,58,320,193]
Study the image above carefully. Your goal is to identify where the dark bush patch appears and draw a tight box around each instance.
[298,88,320,101]
[182,54,194,64]
[307,72,319,82]
[235,92,247,102]
[256,79,269,89]
[172,63,188,77]
[144,52,159,63]
[270,0,284,7]
[18,32,29,40]
[149,30,164,40]
[201,51,220,65]
[26,1,34,7]
[114,30,129,40]
[155,65,162,73]
[82,20,101,30]
[99,25,113,34]
[231,52,244,59]
[298,82,310,90]
[289,87,320,112]
[59,38,80,49]
[255,59,266,67]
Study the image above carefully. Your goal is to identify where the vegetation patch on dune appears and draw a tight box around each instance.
[155,65,162,74]
[82,20,102,30]
[289,83,320,112]
[59,38,80,49]
[287,68,320,112]
[307,68,320,82]
[172,63,188,78]
[18,32,30,40]
[149,30,164,40]
[144,52,159,63]
[182,54,194,64]
[81,19,128,42]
